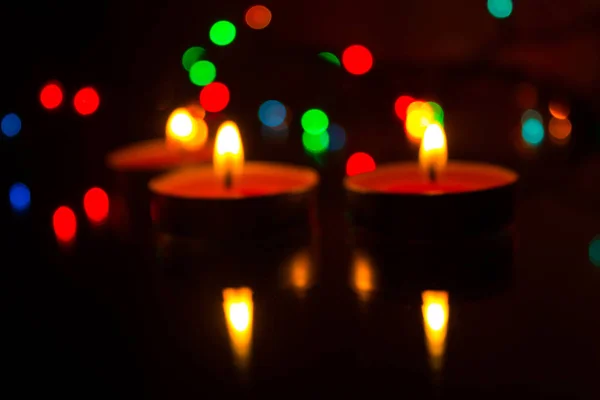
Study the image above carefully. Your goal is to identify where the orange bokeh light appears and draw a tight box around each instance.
[74,87,100,116]
[405,101,434,143]
[548,117,572,141]
[548,101,570,120]
[53,206,77,243]
[245,5,272,29]
[84,187,109,224]
[342,45,373,75]
[40,82,63,110]
[200,82,230,113]
[394,95,415,121]
[346,152,376,176]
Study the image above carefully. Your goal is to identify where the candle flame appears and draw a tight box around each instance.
[419,123,448,176]
[214,121,244,185]
[421,290,449,374]
[223,287,253,371]
[165,107,208,151]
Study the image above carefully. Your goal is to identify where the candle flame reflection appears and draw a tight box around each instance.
[421,290,449,374]
[351,251,376,303]
[165,107,208,151]
[223,287,253,371]
[214,121,244,185]
[419,123,447,177]
[288,250,313,297]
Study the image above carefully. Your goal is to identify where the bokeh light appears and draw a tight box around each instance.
[40,82,63,110]
[189,60,216,86]
[166,107,207,150]
[186,104,206,120]
[346,152,376,176]
[245,5,271,29]
[301,109,329,135]
[319,52,341,67]
[302,130,329,154]
[405,101,434,143]
[590,236,600,267]
[549,101,570,120]
[210,20,236,46]
[9,182,30,213]
[487,0,513,19]
[258,100,287,127]
[200,82,230,113]
[521,109,542,124]
[427,101,444,125]
[548,117,572,143]
[328,123,346,151]
[182,46,206,71]
[394,95,414,121]
[84,187,109,224]
[53,206,77,243]
[1,113,21,137]
[342,45,373,75]
[74,87,100,116]
[522,118,544,146]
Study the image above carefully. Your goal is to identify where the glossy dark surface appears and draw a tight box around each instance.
[3,2,600,398]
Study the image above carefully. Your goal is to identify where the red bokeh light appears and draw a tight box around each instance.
[74,87,100,116]
[53,206,77,243]
[200,82,230,113]
[84,187,109,224]
[40,82,64,109]
[394,95,415,121]
[346,152,376,176]
[342,45,373,75]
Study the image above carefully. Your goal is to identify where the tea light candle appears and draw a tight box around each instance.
[149,121,319,237]
[345,124,518,238]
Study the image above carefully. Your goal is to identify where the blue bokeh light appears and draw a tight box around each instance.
[328,123,346,151]
[258,100,287,127]
[1,113,22,137]
[9,182,30,212]
[522,118,544,146]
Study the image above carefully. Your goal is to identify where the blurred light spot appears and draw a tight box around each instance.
[222,288,253,371]
[166,107,207,151]
[53,206,77,243]
[549,101,570,120]
[200,82,230,113]
[352,251,376,303]
[186,104,206,120]
[1,113,21,137]
[521,109,542,124]
[210,20,236,46]
[394,95,414,121]
[328,123,346,151]
[346,152,376,176]
[245,5,271,29]
[522,118,544,146]
[258,100,286,127]
[189,60,216,86]
[516,83,537,109]
[74,87,100,116]
[302,130,329,154]
[84,187,109,224]
[301,109,329,135]
[405,101,434,143]
[182,46,206,71]
[342,45,373,75]
[9,182,30,212]
[590,236,600,267]
[548,117,572,142]
[318,52,341,67]
[427,101,444,125]
[487,0,513,19]
[40,82,63,110]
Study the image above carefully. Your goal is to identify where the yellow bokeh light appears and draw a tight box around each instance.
[422,290,449,374]
[213,121,244,184]
[166,107,208,151]
[405,101,435,143]
[223,287,254,371]
[419,123,448,175]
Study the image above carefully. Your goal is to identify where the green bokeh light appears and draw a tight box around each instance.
[210,20,236,46]
[318,52,341,67]
[590,236,600,267]
[182,46,206,71]
[487,0,513,19]
[302,131,329,154]
[427,101,444,125]
[189,60,216,86]
[301,109,329,135]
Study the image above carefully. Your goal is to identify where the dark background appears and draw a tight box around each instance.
[2,1,600,398]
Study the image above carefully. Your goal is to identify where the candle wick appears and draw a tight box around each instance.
[224,171,233,190]
[428,166,437,183]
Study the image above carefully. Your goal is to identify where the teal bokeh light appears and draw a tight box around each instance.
[522,118,544,146]
[488,0,513,19]
[590,236,600,267]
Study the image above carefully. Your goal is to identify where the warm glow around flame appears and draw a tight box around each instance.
[166,107,208,151]
[223,287,253,370]
[214,121,244,182]
[419,123,448,175]
[422,290,449,373]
